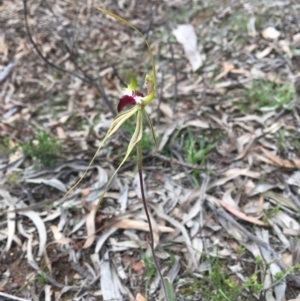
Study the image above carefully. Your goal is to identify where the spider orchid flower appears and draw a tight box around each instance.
[65,74,157,211]
[118,73,155,112]
[65,7,157,213]
[92,74,157,210]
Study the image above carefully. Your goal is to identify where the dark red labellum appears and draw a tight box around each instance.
[117,91,144,112]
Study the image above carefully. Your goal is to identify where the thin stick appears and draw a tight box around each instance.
[137,142,168,301]
[0,292,31,301]
[168,39,178,112]
[22,0,116,115]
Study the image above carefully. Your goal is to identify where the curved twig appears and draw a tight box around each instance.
[22,0,116,115]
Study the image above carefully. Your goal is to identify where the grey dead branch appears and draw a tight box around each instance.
[1,0,300,300]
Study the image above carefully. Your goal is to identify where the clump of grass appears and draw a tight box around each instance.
[179,254,263,301]
[141,251,177,300]
[6,171,21,185]
[141,253,157,299]
[230,13,249,33]
[262,205,281,224]
[184,129,216,166]
[181,252,300,300]
[243,80,295,113]
[0,137,18,155]
[183,127,216,185]
[22,130,61,166]
[274,129,300,156]
[34,272,48,285]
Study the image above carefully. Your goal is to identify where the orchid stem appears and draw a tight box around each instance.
[137,142,168,301]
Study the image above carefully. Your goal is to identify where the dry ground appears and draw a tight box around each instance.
[1,0,300,300]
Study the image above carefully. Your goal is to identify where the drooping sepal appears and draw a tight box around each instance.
[95,110,143,212]
[64,106,138,196]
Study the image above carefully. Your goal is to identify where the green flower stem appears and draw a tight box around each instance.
[137,142,169,301]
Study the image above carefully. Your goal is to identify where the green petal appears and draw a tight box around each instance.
[95,110,143,212]
[126,72,138,92]
[65,106,138,196]
[142,74,155,106]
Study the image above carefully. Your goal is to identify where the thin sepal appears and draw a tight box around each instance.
[97,7,156,92]
[126,72,138,92]
[95,110,143,213]
[65,106,138,197]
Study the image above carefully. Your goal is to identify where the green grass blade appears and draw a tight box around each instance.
[163,277,175,301]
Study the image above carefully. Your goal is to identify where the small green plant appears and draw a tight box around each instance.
[230,13,249,33]
[184,129,216,166]
[295,263,300,272]
[21,130,62,166]
[255,256,263,265]
[34,272,48,285]
[142,253,157,278]
[277,129,287,151]
[142,253,157,299]
[244,275,263,294]
[274,271,284,282]
[180,253,265,301]
[276,129,300,155]
[271,205,280,214]
[236,245,246,259]
[0,137,18,154]
[183,128,216,185]
[294,138,300,153]
[141,252,176,301]
[244,80,295,113]
[7,171,21,185]
[255,15,264,30]
[263,205,281,224]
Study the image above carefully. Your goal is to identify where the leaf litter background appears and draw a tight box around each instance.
[1,0,300,300]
